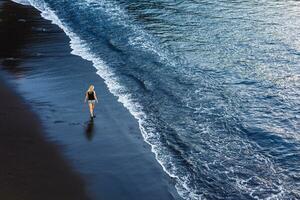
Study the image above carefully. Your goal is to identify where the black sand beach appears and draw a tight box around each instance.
[0,1,181,199]
[0,78,89,200]
[0,1,89,200]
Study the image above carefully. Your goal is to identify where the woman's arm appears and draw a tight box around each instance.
[84,92,88,103]
[94,91,99,103]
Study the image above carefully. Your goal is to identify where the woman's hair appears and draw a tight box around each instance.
[87,85,94,93]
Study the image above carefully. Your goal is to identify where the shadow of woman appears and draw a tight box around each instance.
[84,118,95,141]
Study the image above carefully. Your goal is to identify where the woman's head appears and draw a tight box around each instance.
[88,85,94,92]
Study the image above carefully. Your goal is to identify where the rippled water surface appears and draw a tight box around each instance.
[21,0,300,199]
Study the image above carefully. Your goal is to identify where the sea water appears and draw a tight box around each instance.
[13,0,300,199]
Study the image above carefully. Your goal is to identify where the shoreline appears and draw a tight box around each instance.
[0,1,182,199]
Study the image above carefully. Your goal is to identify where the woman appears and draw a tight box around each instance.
[84,85,98,118]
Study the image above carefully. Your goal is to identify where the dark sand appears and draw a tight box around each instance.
[0,2,89,200]
[0,78,89,200]
[0,1,181,200]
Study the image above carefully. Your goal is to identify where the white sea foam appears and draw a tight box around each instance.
[12,0,31,5]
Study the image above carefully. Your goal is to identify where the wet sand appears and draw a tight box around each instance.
[0,78,90,200]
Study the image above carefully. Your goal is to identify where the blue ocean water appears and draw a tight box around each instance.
[15,0,300,199]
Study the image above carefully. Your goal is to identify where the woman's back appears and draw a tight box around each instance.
[87,91,95,100]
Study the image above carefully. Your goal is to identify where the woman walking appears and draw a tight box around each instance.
[84,85,98,118]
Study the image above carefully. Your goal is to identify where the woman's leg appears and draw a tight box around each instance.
[92,103,95,116]
[88,103,93,117]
